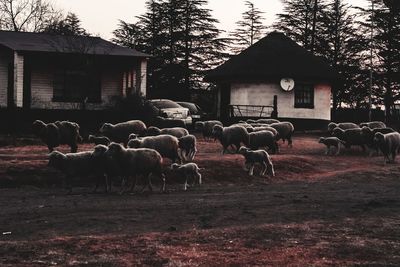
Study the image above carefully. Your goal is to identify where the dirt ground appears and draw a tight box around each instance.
[0,134,400,266]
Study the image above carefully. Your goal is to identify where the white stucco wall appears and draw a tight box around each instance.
[14,52,24,108]
[139,59,147,96]
[230,82,331,120]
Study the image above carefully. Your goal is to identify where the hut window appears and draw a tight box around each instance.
[53,69,101,103]
[294,84,314,108]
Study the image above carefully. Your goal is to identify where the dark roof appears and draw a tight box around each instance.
[0,30,149,58]
[205,31,338,83]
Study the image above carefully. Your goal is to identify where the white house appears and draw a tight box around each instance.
[205,31,339,130]
[0,30,149,111]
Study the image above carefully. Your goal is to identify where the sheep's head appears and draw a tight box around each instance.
[332,127,344,139]
[373,132,385,145]
[88,135,95,142]
[359,122,368,128]
[92,144,108,158]
[327,122,338,134]
[127,139,141,148]
[318,137,325,143]
[212,124,223,139]
[194,121,204,131]
[361,126,373,137]
[128,133,138,140]
[238,146,250,155]
[99,123,113,134]
[246,126,254,133]
[106,142,124,157]
[32,120,46,135]
[170,163,180,170]
[48,151,67,169]
[146,126,161,136]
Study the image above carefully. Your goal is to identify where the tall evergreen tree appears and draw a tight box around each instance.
[43,12,88,36]
[230,1,266,54]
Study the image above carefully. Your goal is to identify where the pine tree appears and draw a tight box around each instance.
[43,12,88,36]
[230,1,266,54]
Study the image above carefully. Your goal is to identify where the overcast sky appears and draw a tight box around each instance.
[53,0,369,40]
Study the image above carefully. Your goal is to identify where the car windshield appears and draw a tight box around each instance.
[178,102,199,113]
[150,100,182,109]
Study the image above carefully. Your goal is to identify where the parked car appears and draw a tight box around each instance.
[146,99,192,126]
[176,101,210,123]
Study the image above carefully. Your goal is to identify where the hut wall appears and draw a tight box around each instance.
[230,82,331,121]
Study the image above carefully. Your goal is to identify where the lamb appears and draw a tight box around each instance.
[127,134,181,163]
[99,120,147,144]
[195,120,223,140]
[170,163,202,191]
[145,126,189,138]
[256,118,280,124]
[155,116,186,128]
[105,143,165,193]
[269,121,295,147]
[88,134,111,146]
[238,146,275,177]
[48,150,104,194]
[327,122,359,135]
[373,132,400,164]
[318,137,345,155]
[359,121,386,129]
[332,127,368,152]
[248,130,278,153]
[178,134,197,162]
[361,126,395,155]
[212,124,250,154]
[32,120,82,153]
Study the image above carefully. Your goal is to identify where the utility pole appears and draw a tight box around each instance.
[368,0,374,122]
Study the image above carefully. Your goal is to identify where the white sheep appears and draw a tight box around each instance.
[248,130,278,153]
[269,122,295,147]
[327,122,359,135]
[127,134,181,163]
[146,126,189,138]
[170,163,202,191]
[88,135,111,146]
[318,137,345,155]
[195,120,223,140]
[373,132,400,164]
[99,120,147,144]
[359,121,386,129]
[178,134,197,162]
[105,143,165,193]
[48,150,104,194]
[33,120,82,152]
[238,146,275,177]
[212,124,250,154]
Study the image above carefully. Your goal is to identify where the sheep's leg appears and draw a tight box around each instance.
[160,173,166,193]
[70,144,78,153]
[129,175,137,192]
[268,162,275,177]
[196,172,202,185]
[47,145,54,152]
[147,174,153,192]
[119,178,127,195]
[261,162,268,176]
[248,164,254,176]
[325,146,329,155]
[183,175,188,191]
[243,161,250,171]
[288,137,293,148]
[335,145,341,156]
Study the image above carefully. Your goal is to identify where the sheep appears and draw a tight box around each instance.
[32,120,82,153]
[150,127,189,138]
[359,121,386,129]
[248,130,278,153]
[127,134,181,163]
[361,127,395,156]
[252,126,278,137]
[155,116,186,129]
[88,134,111,146]
[269,122,295,147]
[212,124,250,154]
[238,146,275,177]
[318,137,345,155]
[105,142,165,193]
[178,134,197,162]
[146,126,162,136]
[170,163,202,191]
[256,118,280,124]
[327,122,359,135]
[128,133,139,140]
[332,127,368,152]
[99,120,147,144]
[194,120,223,140]
[373,132,400,164]
[91,144,124,193]
[48,150,105,194]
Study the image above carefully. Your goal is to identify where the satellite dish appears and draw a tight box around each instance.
[280,78,295,91]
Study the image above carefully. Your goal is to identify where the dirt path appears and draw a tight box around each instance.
[0,134,400,266]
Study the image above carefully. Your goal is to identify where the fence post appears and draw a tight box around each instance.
[271,95,278,119]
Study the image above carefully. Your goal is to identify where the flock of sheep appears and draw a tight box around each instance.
[320,121,400,163]
[30,117,399,194]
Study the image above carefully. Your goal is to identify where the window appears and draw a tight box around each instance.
[294,84,314,108]
[53,69,101,103]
